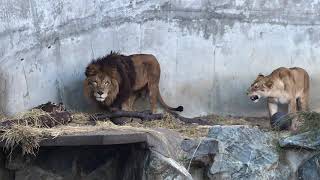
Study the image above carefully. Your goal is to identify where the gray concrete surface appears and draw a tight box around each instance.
[1,0,320,117]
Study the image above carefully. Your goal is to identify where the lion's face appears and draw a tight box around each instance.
[84,63,120,106]
[247,74,273,103]
[86,74,114,102]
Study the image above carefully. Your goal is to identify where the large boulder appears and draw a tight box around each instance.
[177,125,320,180]
[279,130,320,180]
[298,154,320,180]
[279,130,320,150]
[181,138,218,166]
[206,125,290,180]
[144,151,192,180]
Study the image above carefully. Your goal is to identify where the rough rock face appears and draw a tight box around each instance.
[181,138,218,166]
[279,130,320,180]
[181,126,320,180]
[1,126,320,180]
[206,126,290,180]
[279,130,320,150]
[144,151,192,180]
[298,154,320,180]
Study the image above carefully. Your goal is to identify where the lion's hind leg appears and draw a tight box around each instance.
[147,84,158,114]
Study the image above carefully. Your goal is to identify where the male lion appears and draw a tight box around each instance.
[83,51,183,113]
[247,67,310,131]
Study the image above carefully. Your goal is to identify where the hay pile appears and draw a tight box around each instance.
[0,109,49,156]
[1,125,44,156]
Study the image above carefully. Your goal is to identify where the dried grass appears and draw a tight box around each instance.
[70,112,92,125]
[0,119,116,156]
[0,125,44,156]
[127,113,210,138]
[298,111,320,133]
[0,109,52,156]
[13,109,48,119]
[0,109,55,128]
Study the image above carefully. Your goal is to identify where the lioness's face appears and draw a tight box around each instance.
[87,74,112,102]
[247,74,273,103]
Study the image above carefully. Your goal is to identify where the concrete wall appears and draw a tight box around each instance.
[1,0,320,117]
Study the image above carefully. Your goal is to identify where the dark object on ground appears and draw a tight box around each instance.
[90,110,163,123]
[90,110,212,125]
[271,112,291,130]
[109,117,131,125]
[0,112,72,128]
[169,111,211,125]
[33,101,66,113]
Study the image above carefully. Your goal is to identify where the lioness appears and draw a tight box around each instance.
[83,51,183,113]
[247,67,310,130]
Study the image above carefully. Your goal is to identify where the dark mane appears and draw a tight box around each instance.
[85,51,136,109]
[90,51,121,67]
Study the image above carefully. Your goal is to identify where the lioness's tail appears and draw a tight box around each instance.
[157,88,183,112]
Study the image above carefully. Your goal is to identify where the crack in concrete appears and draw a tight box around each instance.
[22,63,30,109]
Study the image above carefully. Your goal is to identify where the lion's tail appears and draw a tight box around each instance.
[157,88,183,112]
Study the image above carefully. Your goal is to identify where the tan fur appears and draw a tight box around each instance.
[84,54,183,113]
[247,67,310,131]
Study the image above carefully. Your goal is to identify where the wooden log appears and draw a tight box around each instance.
[90,110,164,122]
[90,110,212,125]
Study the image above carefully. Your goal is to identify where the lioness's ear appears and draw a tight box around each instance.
[258,73,264,77]
[85,64,99,77]
[265,80,273,88]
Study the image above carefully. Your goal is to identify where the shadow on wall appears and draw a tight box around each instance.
[61,78,109,113]
[309,74,320,112]
[0,72,9,115]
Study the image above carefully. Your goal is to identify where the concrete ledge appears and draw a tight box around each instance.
[0,128,179,158]
[0,130,148,147]
[40,133,147,146]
